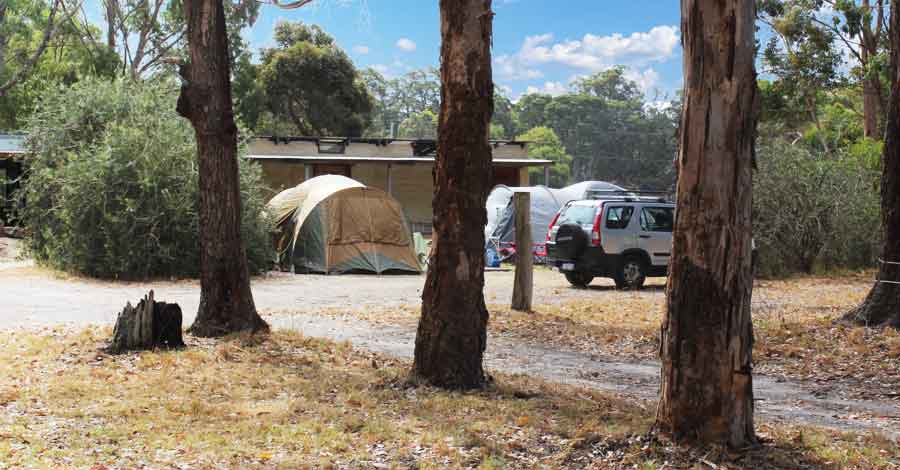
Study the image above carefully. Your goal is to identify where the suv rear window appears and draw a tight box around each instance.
[605,206,634,229]
[640,207,674,232]
[557,205,598,225]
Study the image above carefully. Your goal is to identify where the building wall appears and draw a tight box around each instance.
[386,164,433,230]
[492,143,529,159]
[258,160,306,197]
[250,138,530,234]
[253,159,435,231]
[248,138,529,159]
[250,140,318,156]
[346,142,414,157]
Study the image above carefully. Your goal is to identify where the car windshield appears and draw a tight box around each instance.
[558,205,597,225]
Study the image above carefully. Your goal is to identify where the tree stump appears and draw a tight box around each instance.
[107,290,185,353]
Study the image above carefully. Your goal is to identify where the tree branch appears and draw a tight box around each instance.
[811,16,865,64]
[0,0,80,97]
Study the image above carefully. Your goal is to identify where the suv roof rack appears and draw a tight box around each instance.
[585,189,672,203]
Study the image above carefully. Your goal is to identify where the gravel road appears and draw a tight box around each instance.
[1,262,898,438]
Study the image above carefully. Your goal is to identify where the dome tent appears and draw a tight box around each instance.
[267,175,420,274]
[485,181,626,257]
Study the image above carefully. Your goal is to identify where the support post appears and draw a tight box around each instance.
[544,165,550,186]
[387,163,393,195]
[304,164,313,181]
[511,192,533,311]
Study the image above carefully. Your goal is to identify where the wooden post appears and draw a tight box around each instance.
[387,163,393,195]
[511,192,533,311]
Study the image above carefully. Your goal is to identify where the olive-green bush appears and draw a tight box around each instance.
[20,78,272,279]
[754,139,880,278]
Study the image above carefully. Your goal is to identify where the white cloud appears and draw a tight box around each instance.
[396,38,417,52]
[352,45,370,55]
[623,68,661,93]
[496,25,679,79]
[525,81,569,96]
[496,55,544,80]
[371,64,390,75]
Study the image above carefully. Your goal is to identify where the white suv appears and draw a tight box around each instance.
[545,198,674,289]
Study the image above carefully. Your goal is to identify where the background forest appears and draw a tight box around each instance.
[0,0,888,277]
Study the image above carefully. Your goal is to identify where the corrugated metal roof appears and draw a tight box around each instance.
[0,134,26,155]
[246,154,553,166]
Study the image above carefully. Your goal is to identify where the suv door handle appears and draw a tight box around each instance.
[639,235,651,239]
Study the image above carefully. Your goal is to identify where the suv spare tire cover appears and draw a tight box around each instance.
[554,223,589,260]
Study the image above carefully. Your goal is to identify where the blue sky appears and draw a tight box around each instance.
[245,0,684,100]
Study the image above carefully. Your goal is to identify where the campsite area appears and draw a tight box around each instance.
[2,258,900,468]
[5,0,900,468]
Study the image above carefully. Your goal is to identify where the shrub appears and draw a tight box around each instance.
[754,139,879,278]
[19,78,273,279]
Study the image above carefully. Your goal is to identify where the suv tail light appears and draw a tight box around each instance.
[546,211,561,241]
[591,207,603,247]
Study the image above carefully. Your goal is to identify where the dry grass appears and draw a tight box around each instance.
[0,328,897,469]
[295,274,900,402]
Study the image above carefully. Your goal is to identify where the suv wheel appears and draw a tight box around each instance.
[615,257,646,290]
[565,271,594,288]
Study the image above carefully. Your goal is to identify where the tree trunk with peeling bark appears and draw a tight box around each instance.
[655,0,758,448]
[862,0,886,139]
[177,0,267,337]
[413,0,493,389]
[844,0,900,329]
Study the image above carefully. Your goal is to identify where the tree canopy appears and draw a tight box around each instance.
[238,21,373,137]
[0,0,119,128]
[516,127,571,187]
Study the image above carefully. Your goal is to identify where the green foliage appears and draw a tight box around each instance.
[397,109,437,139]
[361,67,441,138]
[246,21,373,136]
[513,68,678,189]
[758,0,888,144]
[19,78,272,279]
[574,66,643,104]
[515,127,571,187]
[362,68,518,140]
[753,139,879,277]
[0,0,120,129]
[492,90,516,139]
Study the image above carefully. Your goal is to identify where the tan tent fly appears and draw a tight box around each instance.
[267,175,421,274]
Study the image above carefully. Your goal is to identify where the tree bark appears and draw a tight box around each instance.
[104,0,117,50]
[108,290,185,354]
[655,0,758,448]
[864,77,884,139]
[413,0,493,389]
[177,0,267,337]
[844,0,900,329]
[862,0,886,139]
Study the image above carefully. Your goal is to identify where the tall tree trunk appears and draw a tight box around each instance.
[655,0,758,448]
[844,0,900,329]
[104,0,117,50]
[862,0,885,138]
[0,2,8,80]
[413,0,493,389]
[862,53,884,139]
[177,0,267,337]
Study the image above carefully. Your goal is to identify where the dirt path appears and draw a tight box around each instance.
[0,265,657,327]
[1,264,898,437]
[267,312,900,438]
